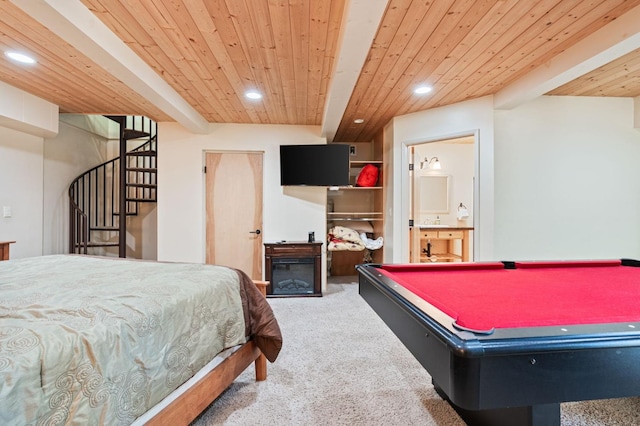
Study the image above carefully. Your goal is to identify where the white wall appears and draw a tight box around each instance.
[389,96,495,262]
[0,126,44,258]
[0,110,109,261]
[157,122,328,286]
[6,92,640,266]
[43,118,110,255]
[0,80,58,138]
[494,96,640,260]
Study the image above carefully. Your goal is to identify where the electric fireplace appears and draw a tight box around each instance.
[264,242,322,297]
[271,258,314,295]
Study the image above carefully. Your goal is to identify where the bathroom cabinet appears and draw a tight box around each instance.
[410,226,473,263]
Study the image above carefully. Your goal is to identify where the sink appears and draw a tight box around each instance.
[419,224,450,228]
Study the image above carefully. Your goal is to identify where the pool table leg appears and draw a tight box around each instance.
[433,381,560,426]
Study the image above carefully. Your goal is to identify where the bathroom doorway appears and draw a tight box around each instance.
[409,136,475,263]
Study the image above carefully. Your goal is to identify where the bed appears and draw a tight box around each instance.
[0,255,282,425]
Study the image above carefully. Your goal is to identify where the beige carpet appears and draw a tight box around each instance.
[192,278,640,425]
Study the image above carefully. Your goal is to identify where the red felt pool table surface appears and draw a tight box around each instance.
[377,260,640,331]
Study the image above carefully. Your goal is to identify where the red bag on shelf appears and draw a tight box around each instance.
[356,164,379,187]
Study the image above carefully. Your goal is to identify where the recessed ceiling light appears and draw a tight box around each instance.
[5,51,36,65]
[245,91,262,100]
[414,85,432,95]
[353,118,364,124]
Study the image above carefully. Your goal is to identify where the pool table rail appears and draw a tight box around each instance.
[358,263,640,355]
[358,262,640,426]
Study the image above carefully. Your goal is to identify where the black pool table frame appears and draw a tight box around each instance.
[357,262,640,426]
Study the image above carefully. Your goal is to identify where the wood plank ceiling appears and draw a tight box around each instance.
[1,0,640,142]
[548,47,640,97]
[79,0,345,126]
[336,0,640,141]
[0,0,172,121]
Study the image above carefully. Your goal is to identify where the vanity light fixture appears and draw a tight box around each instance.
[420,157,441,170]
[5,51,36,65]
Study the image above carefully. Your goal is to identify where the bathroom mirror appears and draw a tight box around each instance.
[419,175,450,213]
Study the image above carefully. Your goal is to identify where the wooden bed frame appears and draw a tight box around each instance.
[145,281,269,425]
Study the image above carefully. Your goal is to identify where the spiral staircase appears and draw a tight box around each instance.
[69,116,157,257]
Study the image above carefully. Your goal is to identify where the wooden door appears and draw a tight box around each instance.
[205,152,263,279]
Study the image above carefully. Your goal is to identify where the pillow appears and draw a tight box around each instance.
[356,164,379,187]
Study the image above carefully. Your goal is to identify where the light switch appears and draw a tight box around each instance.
[3,206,11,218]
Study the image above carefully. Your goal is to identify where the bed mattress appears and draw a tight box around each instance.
[0,255,275,425]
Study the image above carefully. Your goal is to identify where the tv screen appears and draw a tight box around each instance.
[280,144,350,186]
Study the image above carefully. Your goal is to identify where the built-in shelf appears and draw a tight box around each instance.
[327,141,384,276]
[328,186,383,191]
[349,160,383,166]
[327,212,383,221]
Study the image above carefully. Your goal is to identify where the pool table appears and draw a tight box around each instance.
[357,259,640,426]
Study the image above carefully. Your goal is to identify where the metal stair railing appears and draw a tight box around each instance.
[69,116,157,256]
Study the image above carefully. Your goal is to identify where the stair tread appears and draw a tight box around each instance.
[124,129,150,140]
[126,183,157,188]
[127,150,156,157]
[104,115,125,124]
[75,242,119,247]
[127,167,157,172]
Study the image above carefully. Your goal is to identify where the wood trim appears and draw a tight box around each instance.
[144,341,262,426]
[145,279,269,425]
[0,241,15,261]
[253,280,268,381]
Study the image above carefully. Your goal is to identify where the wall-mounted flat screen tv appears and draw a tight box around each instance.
[280,144,350,186]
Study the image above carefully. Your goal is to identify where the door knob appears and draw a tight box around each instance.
[250,229,261,235]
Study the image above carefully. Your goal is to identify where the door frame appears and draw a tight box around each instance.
[401,130,479,262]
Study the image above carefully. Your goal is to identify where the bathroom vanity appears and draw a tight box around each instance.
[410,226,473,263]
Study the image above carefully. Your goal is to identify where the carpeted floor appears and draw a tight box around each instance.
[192,277,640,425]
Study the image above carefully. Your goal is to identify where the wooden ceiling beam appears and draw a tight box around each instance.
[462,0,621,103]
[335,0,440,142]
[10,0,209,133]
[549,48,640,97]
[0,2,158,117]
[95,0,235,123]
[321,0,389,142]
[339,0,495,142]
[495,2,640,109]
